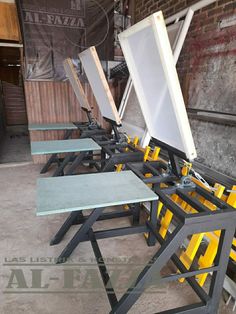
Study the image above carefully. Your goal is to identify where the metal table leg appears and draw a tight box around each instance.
[40,153,59,174]
[65,152,88,175]
[50,210,134,246]
[39,129,74,174]
[147,199,158,246]
[52,152,75,177]
[50,211,81,245]
[56,207,104,263]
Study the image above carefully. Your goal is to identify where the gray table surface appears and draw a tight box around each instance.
[31,138,101,155]
[37,171,158,216]
[29,123,77,131]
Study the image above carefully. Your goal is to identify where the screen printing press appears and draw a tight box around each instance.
[30,53,144,176]
[34,10,236,314]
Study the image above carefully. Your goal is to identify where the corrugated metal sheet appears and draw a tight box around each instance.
[24,81,120,163]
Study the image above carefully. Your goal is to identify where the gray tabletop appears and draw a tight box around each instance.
[31,138,101,155]
[37,171,158,216]
[29,123,77,131]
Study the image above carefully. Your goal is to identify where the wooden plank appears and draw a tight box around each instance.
[0,3,20,41]
[63,58,91,112]
[79,46,122,125]
[119,11,197,160]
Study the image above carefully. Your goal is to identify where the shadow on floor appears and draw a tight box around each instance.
[0,125,32,164]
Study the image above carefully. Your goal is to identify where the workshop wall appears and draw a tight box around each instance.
[135,0,236,178]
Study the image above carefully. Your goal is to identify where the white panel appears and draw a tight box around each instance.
[119,8,194,147]
[119,11,197,160]
[119,21,184,142]
[79,47,122,125]
[63,58,91,111]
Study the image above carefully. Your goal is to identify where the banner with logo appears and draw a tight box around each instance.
[16,0,114,80]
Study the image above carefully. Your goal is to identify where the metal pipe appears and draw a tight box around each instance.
[166,0,217,24]
[173,9,194,63]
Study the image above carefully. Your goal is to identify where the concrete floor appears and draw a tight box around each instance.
[0,163,233,314]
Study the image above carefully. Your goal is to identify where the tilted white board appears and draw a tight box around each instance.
[79,47,122,125]
[119,21,184,144]
[119,11,197,160]
[63,58,91,112]
[119,9,194,147]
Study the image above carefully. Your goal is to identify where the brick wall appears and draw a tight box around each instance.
[135,0,236,99]
[134,0,236,178]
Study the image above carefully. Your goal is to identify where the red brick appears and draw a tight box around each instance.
[204,23,218,33]
[218,8,236,21]
[149,4,158,13]
[201,2,217,12]
[158,0,167,6]
[208,7,224,17]
[198,11,208,19]
[218,0,233,6]
[186,0,198,5]
[200,17,215,27]
[175,0,187,12]
[224,2,236,12]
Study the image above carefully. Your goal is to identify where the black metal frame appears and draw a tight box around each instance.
[43,137,236,313]
[98,143,144,172]
[39,108,106,175]
[75,114,121,143]
[40,129,75,174]
[50,182,236,314]
[39,118,236,313]
[123,158,236,313]
[74,108,107,138]
[62,119,145,174]
[51,201,149,263]
[54,141,145,176]
[155,150,236,191]
[39,115,141,176]
[126,160,179,185]
[41,148,101,177]
[50,208,135,246]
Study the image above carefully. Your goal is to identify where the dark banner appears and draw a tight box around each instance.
[16,0,114,80]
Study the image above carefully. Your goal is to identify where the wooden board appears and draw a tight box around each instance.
[28,123,77,131]
[31,138,101,155]
[0,3,20,41]
[37,171,158,216]
[119,11,197,160]
[63,58,91,112]
[79,47,122,125]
